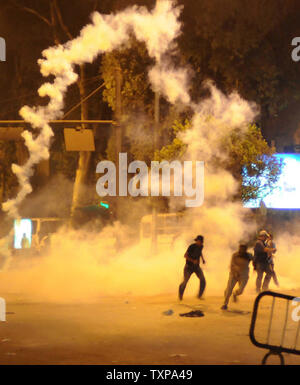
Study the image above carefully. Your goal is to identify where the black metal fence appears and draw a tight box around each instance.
[249,291,300,364]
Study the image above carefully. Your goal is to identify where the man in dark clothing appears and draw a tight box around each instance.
[178,235,206,300]
[254,230,276,293]
[221,244,252,310]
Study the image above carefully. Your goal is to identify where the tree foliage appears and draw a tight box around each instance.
[101,38,154,115]
[155,120,282,202]
[224,124,283,201]
[178,0,300,119]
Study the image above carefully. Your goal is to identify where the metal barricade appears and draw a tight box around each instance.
[249,291,300,365]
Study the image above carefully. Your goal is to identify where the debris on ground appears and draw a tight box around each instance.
[169,353,187,358]
[179,310,204,317]
[162,309,174,316]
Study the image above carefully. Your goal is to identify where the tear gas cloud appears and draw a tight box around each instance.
[0,1,299,303]
[2,0,182,218]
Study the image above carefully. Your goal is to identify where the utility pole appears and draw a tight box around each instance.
[70,66,91,222]
[115,66,122,160]
[151,92,160,255]
[114,66,122,220]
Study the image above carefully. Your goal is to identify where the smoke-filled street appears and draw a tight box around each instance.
[0,292,298,365]
[1,0,300,368]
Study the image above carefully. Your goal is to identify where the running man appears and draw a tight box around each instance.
[178,235,206,300]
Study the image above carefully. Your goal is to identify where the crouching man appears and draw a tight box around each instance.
[221,243,252,310]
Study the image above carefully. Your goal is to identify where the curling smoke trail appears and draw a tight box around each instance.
[2,0,185,218]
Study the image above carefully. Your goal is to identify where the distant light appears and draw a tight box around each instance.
[243,153,300,209]
[14,219,32,249]
[100,201,109,209]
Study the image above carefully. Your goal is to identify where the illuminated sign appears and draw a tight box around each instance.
[244,154,300,209]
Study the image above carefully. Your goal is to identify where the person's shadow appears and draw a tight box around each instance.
[221,309,251,316]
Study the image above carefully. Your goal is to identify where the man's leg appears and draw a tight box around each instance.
[269,263,279,286]
[234,270,249,300]
[272,270,280,287]
[256,264,264,293]
[179,265,193,300]
[195,265,206,298]
[223,273,237,307]
[262,265,272,291]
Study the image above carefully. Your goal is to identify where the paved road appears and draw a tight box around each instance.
[0,293,299,365]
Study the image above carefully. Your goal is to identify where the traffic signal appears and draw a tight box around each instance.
[100,201,109,209]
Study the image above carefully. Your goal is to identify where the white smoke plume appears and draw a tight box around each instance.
[149,63,191,104]
[3,0,183,218]
[146,49,262,292]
